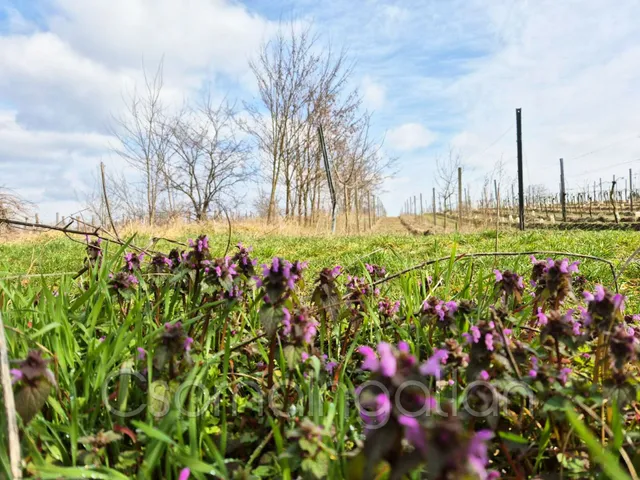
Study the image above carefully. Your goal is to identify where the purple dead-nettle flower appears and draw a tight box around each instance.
[609,323,639,371]
[536,307,548,326]
[207,256,238,282]
[85,237,103,267]
[557,367,572,386]
[179,467,191,480]
[10,369,23,385]
[467,430,496,479]
[184,235,211,269]
[419,349,449,379]
[183,337,194,352]
[150,253,173,273]
[280,307,319,346]
[360,393,392,428]
[463,325,482,344]
[99,336,106,343]
[378,298,400,319]
[484,334,494,352]
[108,271,139,294]
[583,285,626,332]
[325,361,338,374]
[137,347,146,360]
[398,414,427,453]
[377,342,398,377]
[479,370,490,381]
[421,297,458,326]
[493,269,524,302]
[531,256,578,304]
[123,252,144,272]
[364,263,387,279]
[259,257,307,305]
[10,349,57,388]
[231,243,257,276]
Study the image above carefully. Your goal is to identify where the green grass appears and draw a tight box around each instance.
[1,228,639,479]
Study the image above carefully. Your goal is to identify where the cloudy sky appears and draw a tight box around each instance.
[1,0,640,221]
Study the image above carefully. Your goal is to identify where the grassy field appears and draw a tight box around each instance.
[1,226,639,479]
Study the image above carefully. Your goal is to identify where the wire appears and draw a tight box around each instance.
[572,158,640,178]
[464,124,514,165]
[567,134,640,161]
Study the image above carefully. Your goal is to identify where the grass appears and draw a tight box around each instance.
[1,226,639,478]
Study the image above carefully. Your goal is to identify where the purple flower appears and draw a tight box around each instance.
[398,341,410,353]
[10,369,23,385]
[398,415,426,453]
[179,467,191,480]
[469,326,481,344]
[325,361,338,374]
[358,346,380,372]
[583,290,594,302]
[419,349,449,379]
[301,352,309,362]
[377,342,397,377]
[558,367,571,385]
[137,347,146,360]
[528,369,537,378]
[99,336,106,342]
[479,370,490,381]
[468,430,494,479]
[594,285,605,302]
[536,308,548,326]
[361,393,391,426]
[493,269,503,282]
[484,334,494,352]
[183,337,194,352]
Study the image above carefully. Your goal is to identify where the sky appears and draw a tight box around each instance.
[1,0,640,222]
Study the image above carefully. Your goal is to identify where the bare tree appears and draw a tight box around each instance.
[110,63,173,224]
[164,96,253,221]
[0,187,31,220]
[436,147,462,218]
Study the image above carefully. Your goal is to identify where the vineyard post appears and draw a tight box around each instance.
[432,187,436,226]
[457,166,463,229]
[368,192,372,230]
[413,195,417,217]
[318,124,337,234]
[630,168,634,212]
[35,213,39,225]
[420,193,423,219]
[559,158,567,222]
[55,212,60,225]
[516,108,525,230]
[599,178,603,201]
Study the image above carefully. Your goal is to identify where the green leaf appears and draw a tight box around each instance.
[14,377,52,424]
[132,420,176,446]
[259,304,284,338]
[565,404,631,480]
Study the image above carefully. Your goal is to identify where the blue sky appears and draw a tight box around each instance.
[1,0,640,221]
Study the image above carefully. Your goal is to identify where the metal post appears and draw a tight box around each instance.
[420,193,423,217]
[458,166,463,228]
[560,158,567,222]
[318,125,337,233]
[516,108,525,230]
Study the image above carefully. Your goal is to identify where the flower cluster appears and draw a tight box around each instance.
[108,271,139,296]
[183,235,211,269]
[421,297,458,327]
[583,285,625,332]
[531,256,580,304]
[356,342,497,479]
[345,275,379,315]
[152,322,194,378]
[231,243,258,277]
[377,298,400,319]
[149,253,173,274]
[257,257,308,305]
[493,269,524,302]
[123,252,144,272]
[281,307,319,346]
[364,263,387,279]
[10,350,57,424]
[85,237,102,268]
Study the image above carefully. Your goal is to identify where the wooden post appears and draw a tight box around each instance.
[35,214,39,224]
[630,168,634,212]
[420,193,423,217]
[559,158,567,222]
[55,212,60,225]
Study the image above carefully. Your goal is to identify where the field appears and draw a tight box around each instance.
[1,225,640,479]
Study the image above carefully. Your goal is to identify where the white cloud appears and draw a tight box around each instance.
[386,123,437,152]
[361,76,386,110]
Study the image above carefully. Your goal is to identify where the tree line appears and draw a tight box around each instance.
[87,23,394,227]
